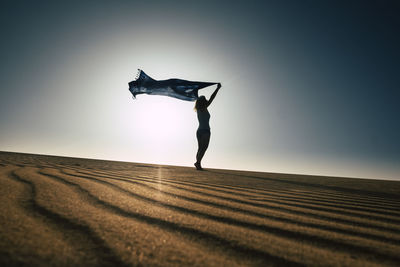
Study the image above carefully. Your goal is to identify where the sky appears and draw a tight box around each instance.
[0,0,399,180]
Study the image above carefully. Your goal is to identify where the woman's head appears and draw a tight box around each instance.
[195,96,207,111]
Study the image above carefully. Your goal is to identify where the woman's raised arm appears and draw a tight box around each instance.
[207,83,221,107]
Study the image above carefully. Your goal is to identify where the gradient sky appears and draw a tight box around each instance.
[1,0,399,180]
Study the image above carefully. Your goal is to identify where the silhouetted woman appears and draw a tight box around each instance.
[194,83,221,170]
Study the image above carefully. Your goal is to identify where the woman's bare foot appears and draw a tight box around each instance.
[194,162,203,171]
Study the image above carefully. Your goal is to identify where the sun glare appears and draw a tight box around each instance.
[128,95,197,164]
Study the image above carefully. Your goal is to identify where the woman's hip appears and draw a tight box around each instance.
[196,128,211,139]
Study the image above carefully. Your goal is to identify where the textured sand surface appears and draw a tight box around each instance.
[0,151,399,266]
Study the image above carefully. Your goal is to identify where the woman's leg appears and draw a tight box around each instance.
[196,132,210,168]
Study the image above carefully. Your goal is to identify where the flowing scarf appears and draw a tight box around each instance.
[128,69,218,101]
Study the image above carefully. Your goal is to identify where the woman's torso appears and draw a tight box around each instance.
[197,109,210,130]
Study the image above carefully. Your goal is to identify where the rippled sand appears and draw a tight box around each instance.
[0,151,399,266]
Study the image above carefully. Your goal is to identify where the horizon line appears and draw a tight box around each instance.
[1,150,397,182]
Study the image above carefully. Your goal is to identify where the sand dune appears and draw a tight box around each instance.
[0,151,399,266]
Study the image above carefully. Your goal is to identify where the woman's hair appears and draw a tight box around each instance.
[194,96,207,111]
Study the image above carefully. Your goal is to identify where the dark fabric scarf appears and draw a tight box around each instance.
[128,70,218,101]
